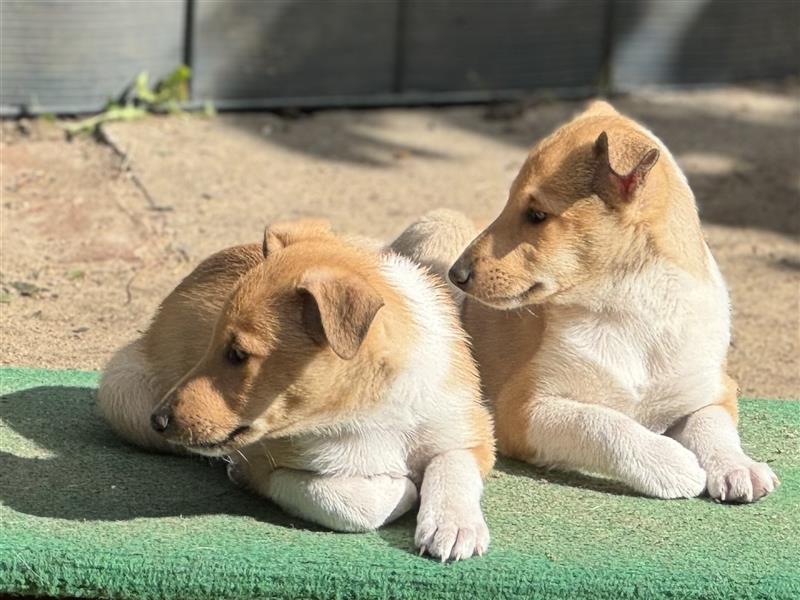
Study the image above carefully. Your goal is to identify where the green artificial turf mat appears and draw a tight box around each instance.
[1,367,798,599]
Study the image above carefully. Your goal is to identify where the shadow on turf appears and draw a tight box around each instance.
[493,458,643,498]
[1,384,680,542]
[0,385,320,528]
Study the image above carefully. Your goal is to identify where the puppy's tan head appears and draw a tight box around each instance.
[152,220,392,456]
[450,101,672,308]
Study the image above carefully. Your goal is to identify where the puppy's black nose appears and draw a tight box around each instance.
[449,260,473,289]
[150,410,171,433]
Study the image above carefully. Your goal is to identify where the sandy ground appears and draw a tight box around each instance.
[1,85,798,398]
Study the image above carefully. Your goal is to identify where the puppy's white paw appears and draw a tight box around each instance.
[415,506,489,561]
[707,460,779,503]
[631,437,707,499]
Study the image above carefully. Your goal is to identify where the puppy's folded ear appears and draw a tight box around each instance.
[593,131,660,204]
[262,219,333,258]
[297,268,384,360]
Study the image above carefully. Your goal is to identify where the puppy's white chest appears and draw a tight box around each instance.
[564,317,653,395]
[551,291,725,432]
[551,309,694,428]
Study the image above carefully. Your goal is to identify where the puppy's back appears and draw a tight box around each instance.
[143,244,264,391]
[97,244,263,451]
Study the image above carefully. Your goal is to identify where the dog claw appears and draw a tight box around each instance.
[707,460,779,503]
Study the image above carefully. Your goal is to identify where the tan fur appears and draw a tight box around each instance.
[718,372,740,424]
[98,217,493,483]
[298,267,385,360]
[582,99,619,118]
[97,244,264,450]
[459,301,545,461]
[117,225,414,451]
[469,431,496,478]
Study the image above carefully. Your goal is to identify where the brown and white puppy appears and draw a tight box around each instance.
[396,101,778,503]
[98,220,494,560]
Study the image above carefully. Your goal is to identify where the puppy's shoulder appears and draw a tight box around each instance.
[380,251,489,438]
[379,250,462,326]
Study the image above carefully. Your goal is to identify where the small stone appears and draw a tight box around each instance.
[11,281,45,297]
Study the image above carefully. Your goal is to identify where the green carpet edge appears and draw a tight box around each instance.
[1,366,798,600]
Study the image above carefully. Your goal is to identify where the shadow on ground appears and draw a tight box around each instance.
[0,384,647,526]
[494,457,642,498]
[221,91,800,237]
[0,385,312,527]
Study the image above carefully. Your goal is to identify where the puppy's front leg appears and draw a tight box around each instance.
[416,449,489,561]
[668,404,779,503]
[252,468,418,532]
[226,444,418,530]
[526,398,707,498]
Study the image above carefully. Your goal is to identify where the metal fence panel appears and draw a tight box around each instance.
[400,0,607,95]
[191,0,398,108]
[610,0,800,88]
[2,0,798,115]
[0,0,184,116]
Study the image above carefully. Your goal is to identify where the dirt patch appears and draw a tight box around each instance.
[1,84,798,397]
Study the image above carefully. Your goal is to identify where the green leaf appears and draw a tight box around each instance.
[63,64,203,137]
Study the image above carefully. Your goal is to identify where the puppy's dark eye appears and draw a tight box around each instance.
[226,345,248,366]
[527,208,548,224]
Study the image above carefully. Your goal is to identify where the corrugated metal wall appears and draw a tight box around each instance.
[400,1,606,95]
[1,0,185,115]
[610,0,800,88]
[191,0,398,107]
[1,0,798,116]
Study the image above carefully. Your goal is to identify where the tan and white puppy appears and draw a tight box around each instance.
[397,101,778,503]
[98,220,494,560]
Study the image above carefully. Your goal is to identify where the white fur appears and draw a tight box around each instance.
[389,208,478,306]
[415,449,488,560]
[539,253,729,433]
[526,397,707,498]
[97,340,175,453]
[524,249,732,498]
[267,471,418,532]
[263,253,479,478]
